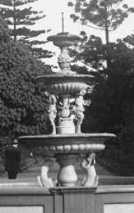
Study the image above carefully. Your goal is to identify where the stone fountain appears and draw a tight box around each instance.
[18,31,116,188]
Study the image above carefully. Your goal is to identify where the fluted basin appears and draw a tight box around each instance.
[37,73,94,95]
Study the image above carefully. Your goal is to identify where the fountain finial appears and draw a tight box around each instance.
[61,12,64,33]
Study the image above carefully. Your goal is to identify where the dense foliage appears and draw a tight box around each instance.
[76,34,134,175]
[0,16,51,140]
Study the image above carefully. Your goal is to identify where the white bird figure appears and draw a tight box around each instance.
[37,166,54,189]
[81,153,98,187]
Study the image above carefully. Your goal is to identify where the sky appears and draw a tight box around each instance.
[31,0,134,64]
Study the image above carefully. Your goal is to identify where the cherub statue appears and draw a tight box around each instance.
[74,88,92,134]
[58,96,76,118]
[37,166,54,189]
[74,94,85,134]
[48,94,57,135]
[59,96,70,118]
[81,153,98,187]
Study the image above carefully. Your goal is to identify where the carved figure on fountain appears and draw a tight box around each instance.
[74,94,85,134]
[37,166,54,188]
[71,89,92,134]
[81,153,98,187]
[56,95,76,134]
[48,94,57,135]
[58,96,71,118]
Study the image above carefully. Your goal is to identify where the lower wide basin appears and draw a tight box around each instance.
[18,133,116,152]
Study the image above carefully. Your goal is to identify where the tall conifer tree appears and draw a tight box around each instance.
[68,0,134,45]
[0,0,51,59]
[68,0,134,68]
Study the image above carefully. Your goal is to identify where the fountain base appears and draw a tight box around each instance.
[19,133,116,188]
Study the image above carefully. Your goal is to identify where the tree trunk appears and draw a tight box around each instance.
[105,24,109,46]
[104,4,110,70]
[12,0,17,42]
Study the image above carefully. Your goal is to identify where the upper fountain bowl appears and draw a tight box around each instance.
[47,32,81,48]
[44,32,94,95]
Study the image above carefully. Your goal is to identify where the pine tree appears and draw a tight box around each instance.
[68,0,134,68]
[68,0,134,45]
[0,0,52,59]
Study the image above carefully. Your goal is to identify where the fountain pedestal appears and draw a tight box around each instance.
[56,117,75,134]
[56,154,78,187]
